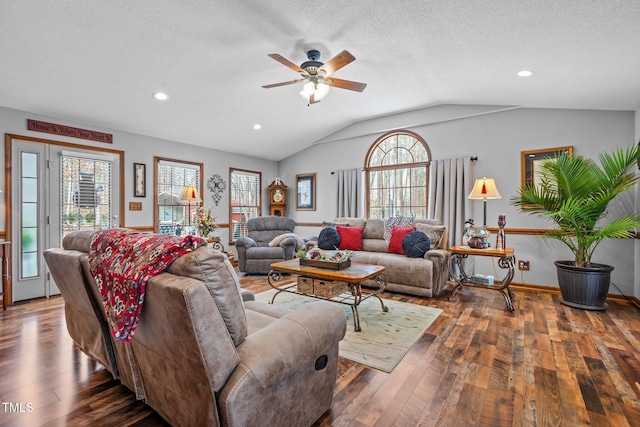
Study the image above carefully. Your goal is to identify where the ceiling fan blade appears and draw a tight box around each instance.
[262,79,305,89]
[325,77,367,92]
[268,54,306,74]
[317,50,355,76]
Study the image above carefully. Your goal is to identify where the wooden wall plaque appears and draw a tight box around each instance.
[27,119,113,143]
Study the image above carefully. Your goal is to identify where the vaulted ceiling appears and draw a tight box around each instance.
[1,1,639,161]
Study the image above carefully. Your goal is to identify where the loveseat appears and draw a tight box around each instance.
[310,217,450,298]
[44,230,347,427]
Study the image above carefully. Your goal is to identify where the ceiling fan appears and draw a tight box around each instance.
[262,49,367,104]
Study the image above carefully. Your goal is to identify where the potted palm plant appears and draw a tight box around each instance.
[512,144,640,310]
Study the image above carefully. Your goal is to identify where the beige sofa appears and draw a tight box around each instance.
[312,218,450,298]
[44,231,347,427]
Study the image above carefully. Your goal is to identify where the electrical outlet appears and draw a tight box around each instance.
[518,260,530,271]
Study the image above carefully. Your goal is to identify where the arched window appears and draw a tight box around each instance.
[365,130,431,218]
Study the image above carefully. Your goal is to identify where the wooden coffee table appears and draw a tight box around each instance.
[267,259,388,332]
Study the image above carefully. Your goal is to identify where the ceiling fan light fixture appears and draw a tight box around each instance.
[299,80,330,102]
[299,81,314,101]
[266,49,362,102]
[314,82,330,100]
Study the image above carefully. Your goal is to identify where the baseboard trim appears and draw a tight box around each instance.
[510,281,560,293]
[501,281,640,306]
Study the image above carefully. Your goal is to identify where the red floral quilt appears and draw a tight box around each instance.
[89,228,206,342]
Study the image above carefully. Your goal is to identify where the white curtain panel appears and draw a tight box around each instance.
[336,168,365,218]
[428,157,474,248]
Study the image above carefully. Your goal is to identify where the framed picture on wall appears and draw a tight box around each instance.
[134,163,146,197]
[296,173,316,210]
[521,146,573,189]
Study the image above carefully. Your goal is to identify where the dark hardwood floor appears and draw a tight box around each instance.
[2,277,640,426]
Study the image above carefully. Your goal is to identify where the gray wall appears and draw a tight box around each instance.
[636,108,640,299]
[2,104,637,296]
[279,105,639,296]
[0,106,279,244]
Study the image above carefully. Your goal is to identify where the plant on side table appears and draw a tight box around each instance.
[195,206,218,238]
[511,144,640,310]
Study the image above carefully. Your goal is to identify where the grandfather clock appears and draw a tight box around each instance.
[268,179,287,216]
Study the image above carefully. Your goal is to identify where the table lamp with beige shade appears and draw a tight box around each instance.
[467,177,502,247]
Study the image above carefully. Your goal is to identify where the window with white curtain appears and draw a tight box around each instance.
[229,168,261,242]
[155,158,202,235]
[365,130,431,219]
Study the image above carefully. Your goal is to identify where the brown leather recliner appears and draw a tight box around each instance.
[44,231,347,427]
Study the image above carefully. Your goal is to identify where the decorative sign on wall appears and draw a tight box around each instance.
[207,173,226,206]
[27,119,113,143]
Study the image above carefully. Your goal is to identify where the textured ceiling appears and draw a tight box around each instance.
[1,1,639,161]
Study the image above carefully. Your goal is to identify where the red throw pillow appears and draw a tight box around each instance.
[336,226,364,251]
[388,226,416,254]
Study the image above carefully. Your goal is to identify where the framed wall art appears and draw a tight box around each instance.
[134,162,146,197]
[521,146,573,189]
[296,173,316,210]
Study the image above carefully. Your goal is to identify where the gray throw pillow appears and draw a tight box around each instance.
[268,233,306,250]
[383,215,415,244]
[415,223,446,248]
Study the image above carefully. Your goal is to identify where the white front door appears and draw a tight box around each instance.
[10,138,121,302]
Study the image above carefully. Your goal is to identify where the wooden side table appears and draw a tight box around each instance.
[0,241,11,310]
[448,245,516,312]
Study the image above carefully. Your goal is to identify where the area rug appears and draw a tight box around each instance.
[255,289,443,372]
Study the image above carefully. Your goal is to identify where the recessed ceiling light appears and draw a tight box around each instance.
[152,92,168,100]
[517,70,534,77]
[253,124,262,130]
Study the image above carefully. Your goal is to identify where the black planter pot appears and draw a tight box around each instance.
[554,260,614,311]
